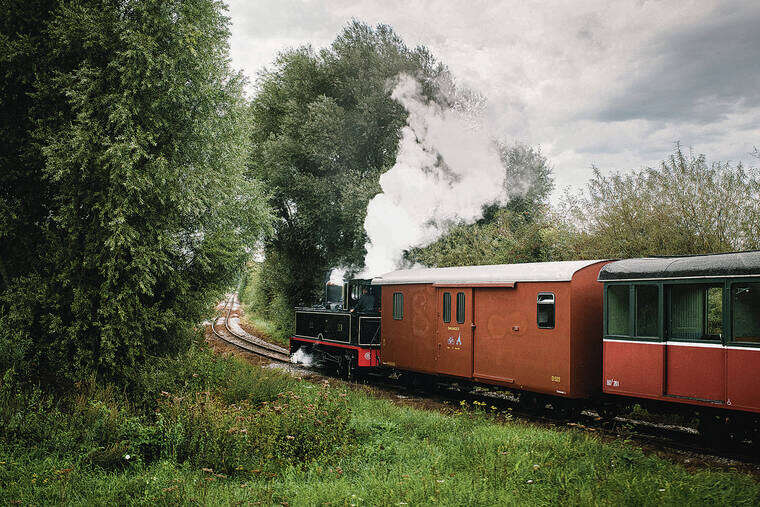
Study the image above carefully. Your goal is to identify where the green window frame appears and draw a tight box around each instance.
[456,292,465,324]
[443,292,451,323]
[666,284,723,342]
[392,292,403,320]
[731,282,760,344]
[607,284,631,336]
[634,284,659,338]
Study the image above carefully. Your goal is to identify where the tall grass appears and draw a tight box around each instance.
[1,341,758,505]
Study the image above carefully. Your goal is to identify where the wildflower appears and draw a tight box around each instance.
[286,435,295,440]
[124,454,131,460]
[533,464,540,470]
[527,480,534,484]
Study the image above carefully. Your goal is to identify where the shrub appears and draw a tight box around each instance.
[156,385,353,475]
[1,342,353,475]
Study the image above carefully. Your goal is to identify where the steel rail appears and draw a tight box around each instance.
[210,292,290,363]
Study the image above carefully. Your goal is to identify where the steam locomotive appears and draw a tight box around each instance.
[290,251,760,441]
[291,278,382,378]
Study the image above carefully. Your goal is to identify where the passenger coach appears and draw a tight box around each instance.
[600,252,760,418]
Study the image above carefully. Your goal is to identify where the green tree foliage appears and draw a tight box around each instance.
[248,21,447,316]
[560,145,760,259]
[0,0,271,384]
[405,144,562,267]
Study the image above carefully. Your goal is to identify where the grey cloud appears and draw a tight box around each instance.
[594,4,760,123]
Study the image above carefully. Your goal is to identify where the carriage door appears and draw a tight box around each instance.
[435,288,473,378]
[664,284,725,403]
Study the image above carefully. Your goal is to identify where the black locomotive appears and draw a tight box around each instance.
[291,278,382,377]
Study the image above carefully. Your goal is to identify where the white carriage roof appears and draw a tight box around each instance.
[371,260,606,286]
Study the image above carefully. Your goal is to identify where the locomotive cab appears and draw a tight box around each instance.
[343,279,381,313]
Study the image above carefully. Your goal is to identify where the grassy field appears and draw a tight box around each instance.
[1,340,758,505]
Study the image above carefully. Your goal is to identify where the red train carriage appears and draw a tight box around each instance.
[371,260,609,400]
[599,252,760,433]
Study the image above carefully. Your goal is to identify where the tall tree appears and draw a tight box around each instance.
[0,0,271,383]
[248,21,447,322]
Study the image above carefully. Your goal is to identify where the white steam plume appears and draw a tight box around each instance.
[291,347,314,367]
[328,267,346,285]
[360,74,511,277]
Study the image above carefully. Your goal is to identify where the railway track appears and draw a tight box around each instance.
[207,294,760,471]
[210,292,290,363]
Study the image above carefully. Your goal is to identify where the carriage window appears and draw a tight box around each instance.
[706,287,723,338]
[733,283,760,343]
[607,285,630,336]
[443,292,451,323]
[635,285,659,337]
[456,292,465,324]
[668,284,722,340]
[392,292,403,320]
[537,293,555,329]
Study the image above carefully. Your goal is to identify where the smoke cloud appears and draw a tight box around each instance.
[360,74,513,277]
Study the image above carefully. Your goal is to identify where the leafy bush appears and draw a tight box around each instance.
[560,145,760,258]
[238,260,295,343]
[156,385,353,475]
[0,342,352,476]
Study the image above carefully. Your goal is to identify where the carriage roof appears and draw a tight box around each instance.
[371,259,605,286]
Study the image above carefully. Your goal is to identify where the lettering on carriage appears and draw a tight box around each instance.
[605,378,620,387]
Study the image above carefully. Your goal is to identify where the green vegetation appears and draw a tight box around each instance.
[408,144,760,269]
[559,145,760,259]
[238,261,291,347]
[404,144,561,267]
[2,345,758,505]
[0,0,272,384]
[247,21,449,326]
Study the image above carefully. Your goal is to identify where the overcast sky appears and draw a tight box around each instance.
[227,0,760,193]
